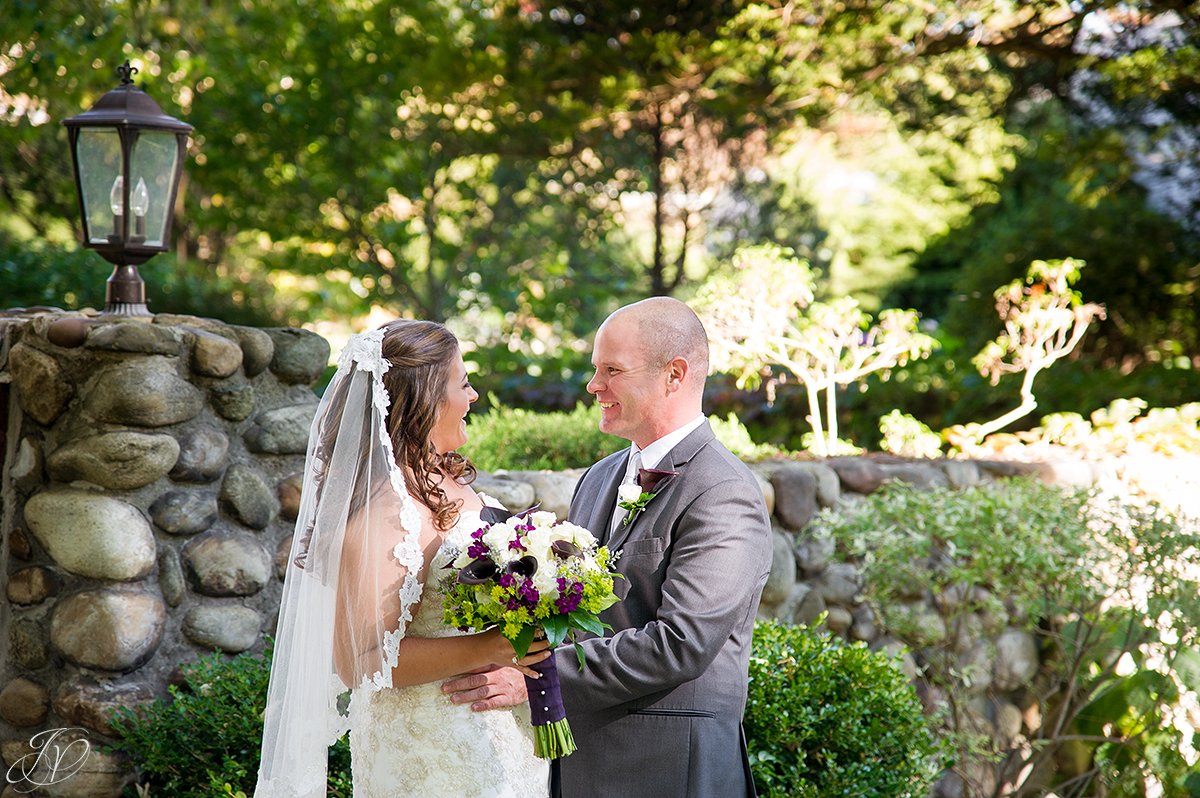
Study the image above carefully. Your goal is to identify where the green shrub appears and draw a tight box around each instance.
[463,402,625,471]
[746,619,945,798]
[464,402,788,472]
[816,479,1200,796]
[109,643,352,798]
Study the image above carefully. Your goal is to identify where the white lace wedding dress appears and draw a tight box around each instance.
[348,508,550,797]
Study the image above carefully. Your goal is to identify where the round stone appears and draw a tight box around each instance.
[265,327,330,384]
[182,604,263,652]
[0,677,50,726]
[210,383,254,421]
[277,473,303,521]
[25,490,156,580]
[47,432,180,490]
[6,566,58,606]
[827,457,886,494]
[50,588,166,672]
[761,529,796,607]
[770,466,819,530]
[170,427,230,482]
[46,316,93,348]
[85,321,182,354]
[470,472,537,512]
[8,342,73,425]
[994,628,1039,690]
[8,526,32,561]
[244,403,318,455]
[219,463,279,529]
[183,529,272,596]
[815,562,861,605]
[85,356,204,427]
[230,325,275,376]
[53,676,154,737]
[190,328,244,378]
[150,490,218,535]
[158,546,186,608]
[10,620,48,670]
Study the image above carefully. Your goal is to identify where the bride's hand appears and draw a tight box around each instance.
[479,628,551,679]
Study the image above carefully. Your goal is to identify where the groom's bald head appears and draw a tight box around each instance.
[605,297,709,394]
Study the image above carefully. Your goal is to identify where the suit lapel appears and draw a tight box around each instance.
[605,421,715,553]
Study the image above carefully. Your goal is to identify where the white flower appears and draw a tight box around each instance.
[522,526,555,566]
[530,510,558,529]
[618,483,644,504]
[482,520,517,558]
[531,562,561,598]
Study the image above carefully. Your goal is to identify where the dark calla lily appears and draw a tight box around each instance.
[551,540,582,560]
[637,467,679,494]
[505,555,539,578]
[457,558,500,585]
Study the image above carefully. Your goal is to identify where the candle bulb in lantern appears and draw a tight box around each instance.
[132,177,149,240]
[109,175,124,239]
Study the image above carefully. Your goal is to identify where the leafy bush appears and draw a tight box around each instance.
[109,643,352,798]
[463,402,625,471]
[464,402,788,471]
[816,479,1200,797]
[745,619,945,798]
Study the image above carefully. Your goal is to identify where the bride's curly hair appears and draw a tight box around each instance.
[379,319,477,531]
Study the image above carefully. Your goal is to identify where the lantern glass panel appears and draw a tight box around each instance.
[130,130,179,247]
[76,128,123,245]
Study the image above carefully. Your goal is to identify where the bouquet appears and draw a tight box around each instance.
[441,509,620,759]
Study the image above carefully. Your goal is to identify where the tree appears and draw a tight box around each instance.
[695,244,936,456]
[949,259,1105,447]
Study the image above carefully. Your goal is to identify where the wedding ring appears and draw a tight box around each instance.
[511,655,519,664]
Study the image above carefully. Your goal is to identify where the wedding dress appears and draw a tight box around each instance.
[348,507,549,798]
[255,324,548,798]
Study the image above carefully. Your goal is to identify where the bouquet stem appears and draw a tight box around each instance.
[524,651,576,759]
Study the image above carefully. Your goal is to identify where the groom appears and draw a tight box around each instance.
[444,297,772,797]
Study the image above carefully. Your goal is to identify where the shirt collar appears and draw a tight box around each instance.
[631,415,706,472]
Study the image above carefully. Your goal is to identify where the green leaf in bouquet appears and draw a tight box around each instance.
[568,610,608,637]
[543,614,570,647]
[596,591,621,612]
[574,642,587,671]
[511,624,537,659]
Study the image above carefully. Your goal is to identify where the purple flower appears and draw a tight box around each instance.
[467,542,490,559]
[508,536,527,552]
[555,580,584,614]
[498,573,516,588]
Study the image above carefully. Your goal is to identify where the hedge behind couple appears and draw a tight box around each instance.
[254,297,773,798]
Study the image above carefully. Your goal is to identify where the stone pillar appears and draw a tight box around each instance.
[0,310,327,797]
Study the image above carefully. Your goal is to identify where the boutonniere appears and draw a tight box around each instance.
[617,468,679,527]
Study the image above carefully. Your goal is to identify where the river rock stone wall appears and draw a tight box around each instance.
[0,310,327,798]
[0,313,1180,797]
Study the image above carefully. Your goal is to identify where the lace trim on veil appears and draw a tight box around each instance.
[340,328,426,692]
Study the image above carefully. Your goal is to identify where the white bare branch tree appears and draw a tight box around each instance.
[696,244,936,456]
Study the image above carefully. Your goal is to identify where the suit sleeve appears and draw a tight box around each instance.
[557,467,771,712]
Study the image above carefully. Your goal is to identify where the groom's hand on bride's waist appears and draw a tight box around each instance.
[441,666,529,712]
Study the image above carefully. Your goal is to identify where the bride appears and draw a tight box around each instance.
[255,320,551,797]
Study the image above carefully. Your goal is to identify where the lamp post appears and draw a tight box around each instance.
[63,60,192,316]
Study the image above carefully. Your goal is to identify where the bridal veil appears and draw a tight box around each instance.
[255,326,426,797]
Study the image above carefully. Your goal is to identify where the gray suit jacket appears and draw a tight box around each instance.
[555,421,772,798]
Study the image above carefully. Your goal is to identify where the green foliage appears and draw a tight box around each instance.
[708,412,786,461]
[745,619,946,798]
[463,402,625,472]
[0,233,283,326]
[965,398,1200,458]
[816,479,1200,796]
[108,643,352,798]
[878,410,943,458]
